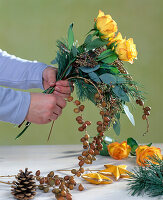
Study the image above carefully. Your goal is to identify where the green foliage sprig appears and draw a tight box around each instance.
[127,155,163,197]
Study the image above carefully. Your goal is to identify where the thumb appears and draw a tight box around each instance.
[46,68,57,86]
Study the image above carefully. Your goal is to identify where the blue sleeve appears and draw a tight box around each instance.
[0,87,30,125]
[0,49,47,90]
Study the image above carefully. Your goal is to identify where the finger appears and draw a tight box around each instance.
[55,95,67,108]
[46,68,57,86]
[53,105,62,115]
[54,91,71,98]
[50,113,58,121]
[56,80,74,87]
[55,85,73,94]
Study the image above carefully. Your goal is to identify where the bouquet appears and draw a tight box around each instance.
[17,10,150,139]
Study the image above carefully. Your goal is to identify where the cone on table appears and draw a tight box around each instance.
[11,168,36,200]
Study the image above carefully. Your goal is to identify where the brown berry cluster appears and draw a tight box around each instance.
[35,170,84,200]
[136,99,151,120]
[67,95,109,177]
[136,98,151,134]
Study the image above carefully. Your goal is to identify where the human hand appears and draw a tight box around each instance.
[42,66,57,89]
[25,93,66,124]
[43,67,74,98]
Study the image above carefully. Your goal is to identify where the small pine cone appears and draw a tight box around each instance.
[11,168,36,200]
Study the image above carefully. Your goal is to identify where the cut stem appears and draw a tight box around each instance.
[47,120,55,141]
[0,181,12,185]
[56,169,100,172]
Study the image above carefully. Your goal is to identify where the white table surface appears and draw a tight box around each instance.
[0,144,162,200]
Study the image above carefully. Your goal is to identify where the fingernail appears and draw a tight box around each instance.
[55,86,60,91]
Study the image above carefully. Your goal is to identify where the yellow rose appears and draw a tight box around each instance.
[136,145,162,166]
[95,10,118,39]
[115,38,137,64]
[107,141,131,160]
[107,32,123,46]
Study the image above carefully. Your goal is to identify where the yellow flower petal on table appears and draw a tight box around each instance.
[100,164,133,181]
[82,173,113,184]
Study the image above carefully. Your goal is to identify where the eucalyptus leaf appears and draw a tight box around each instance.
[115,113,120,120]
[86,38,108,50]
[71,46,78,57]
[51,58,58,64]
[123,104,135,125]
[88,72,101,83]
[101,54,118,64]
[68,23,74,50]
[84,34,93,45]
[112,86,129,102]
[99,73,116,85]
[116,76,126,84]
[113,120,120,136]
[79,65,100,73]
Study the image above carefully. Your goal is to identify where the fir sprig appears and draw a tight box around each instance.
[127,155,163,197]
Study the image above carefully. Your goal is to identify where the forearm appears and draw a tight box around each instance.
[0,49,47,89]
[0,87,30,125]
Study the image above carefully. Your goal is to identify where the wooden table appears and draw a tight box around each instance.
[0,144,162,200]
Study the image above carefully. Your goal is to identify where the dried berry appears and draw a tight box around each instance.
[67,96,73,102]
[35,170,40,176]
[144,106,151,111]
[74,108,80,113]
[78,184,84,191]
[79,105,85,111]
[78,127,84,132]
[55,179,61,186]
[43,186,49,193]
[71,169,77,175]
[76,116,82,121]
[74,100,81,106]
[85,121,91,125]
[142,114,147,120]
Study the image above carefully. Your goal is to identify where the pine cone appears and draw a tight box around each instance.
[11,168,36,200]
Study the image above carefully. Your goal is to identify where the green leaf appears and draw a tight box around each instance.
[84,34,93,45]
[99,73,116,85]
[127,137,139,156]
[147,142,152,147]
[101,54,118,64]
[116,76,126,84]
[71,46,78,57]
[88,72,101,83]
[65,65,72,77]
[51,58,58,64]
[113,120,120,135]
[100,141,110,156]
[86,38,108,50]
[79,65,100,73]
[112,86,129,102]
[109,66,120,75]
[15,122,31,139]
[127,137,138,147]
[68,23,74,50]
[123,104,135,126]
[96,49,113,60]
